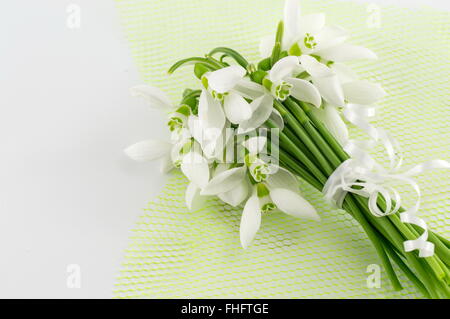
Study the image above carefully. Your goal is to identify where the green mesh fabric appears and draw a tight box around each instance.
[114,0,449,298]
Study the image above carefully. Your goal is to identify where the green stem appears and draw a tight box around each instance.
[168,57,219,74]
[287,98,342,169]
[294,102,448,296]
[383,240,430,298]
[282,124,315,161]
[343,196,402,291]
[297,100,349,162]
[275,100,334,176]
[266,119,327,184]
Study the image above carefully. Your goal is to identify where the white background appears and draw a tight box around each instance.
[0,0,448,298]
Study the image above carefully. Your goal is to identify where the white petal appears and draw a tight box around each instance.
[185,182,203,211]
[211,127,235,161]
[207,65,246,93]
[159,153,174,173]
[233,79,265,100]
[202,136,221,159]
[124,140,171,162]
[270,188,320,221]
[238,95,274,134]
[201,166,246,196]
[269,56,301,83]
[130,85,172,110]
[299,54,333,78]
[223,92,252,124]
[198,90,226,137]
[259,35,275,58]
[342,81,386,105]
[331,63,357,84]
[187,115,204,144]
[218,179,249,207]
[221,132,242,163]
[312,105,348,145]
[243,136,267,155]
[266,166,299,193]
[313,75,345,106]
[170,139,184,164]
[284,0,301,38]
[269,109,285,131]
[316,43,377,62]
[212,163,230,176]
[240,195,261,249]
[299,13,325,35]
[180,151,210,188]
[313,25,348,52]
[285,77,322,107]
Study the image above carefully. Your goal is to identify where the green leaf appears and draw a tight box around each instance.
[250,70,267,84]
[208,47,250,69]
[275,21,284,44]
[168,57,218,74]
[257,57,271,71]
[270,42,281,67]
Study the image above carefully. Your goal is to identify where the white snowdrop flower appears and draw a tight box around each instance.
[200,165,247,196]
[206,66,265,124]
[260,0,377,63]
[237,56,321,135]
[126,85,197,173]
[298,54,344,106]
[237,94,276,134]
[125,135,189,174]
[212,164,251,207]
[258,0,379,109]
[264,56,322,106]
[239,166,320,249]
[180,150,210,189]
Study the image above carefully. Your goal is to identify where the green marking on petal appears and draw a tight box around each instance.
[167,117,183,131]
[251,162,270,182]
[173,160,181,168]
[303,33,317,49]
[273,81,293,101]
[261,202,276,213]
[211,90,228,102]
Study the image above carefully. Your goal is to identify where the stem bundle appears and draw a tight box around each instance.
[270,97,450,298]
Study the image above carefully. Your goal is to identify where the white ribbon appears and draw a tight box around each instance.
[323,103,450,257]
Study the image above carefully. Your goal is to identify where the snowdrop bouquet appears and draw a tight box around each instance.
[125,0,450,298]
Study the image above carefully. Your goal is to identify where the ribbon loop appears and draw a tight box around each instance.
[323,103,450,257]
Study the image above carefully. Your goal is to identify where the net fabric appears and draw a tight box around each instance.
[114,0,449,298]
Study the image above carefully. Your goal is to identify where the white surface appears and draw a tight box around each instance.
[0,0,447,298]
[0,0,168,298]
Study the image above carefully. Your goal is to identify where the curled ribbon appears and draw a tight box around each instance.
[323,103,450,257]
